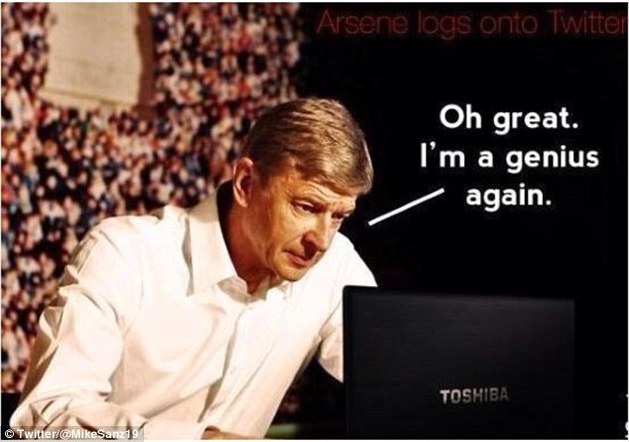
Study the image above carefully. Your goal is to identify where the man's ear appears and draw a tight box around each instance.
[232,157,255,208]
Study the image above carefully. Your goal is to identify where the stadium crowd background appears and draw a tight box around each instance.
[1,3,340,421]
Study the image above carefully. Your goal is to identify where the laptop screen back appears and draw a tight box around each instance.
[343,287,574,439]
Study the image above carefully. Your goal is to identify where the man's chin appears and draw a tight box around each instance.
[276,261,312,282]
[278,267,309,282]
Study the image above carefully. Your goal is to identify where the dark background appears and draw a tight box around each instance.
[297,3,627,439]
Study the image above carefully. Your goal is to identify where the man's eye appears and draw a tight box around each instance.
[296,203,316,213]
[332,214,348,224]
[333,212,352,221]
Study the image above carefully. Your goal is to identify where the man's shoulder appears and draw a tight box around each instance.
[327,231,360,259]
[295,232,375,309]
[315,231,371,278]
[89,204,188,249]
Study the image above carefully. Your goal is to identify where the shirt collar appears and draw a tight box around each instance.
[187,185,294,299]
[187,188,238,293]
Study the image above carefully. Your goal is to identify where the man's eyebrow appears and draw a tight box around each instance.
[291,193,327,204]
[336,204,355,212]
[293,196,355,213]
[292,196,323,206]
[333,206,356,218]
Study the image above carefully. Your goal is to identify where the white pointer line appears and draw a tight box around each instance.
[367,188,445,227]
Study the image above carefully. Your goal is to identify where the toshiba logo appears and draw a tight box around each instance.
[439,387,509,404]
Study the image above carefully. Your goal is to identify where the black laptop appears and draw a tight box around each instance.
[343,287,575,439]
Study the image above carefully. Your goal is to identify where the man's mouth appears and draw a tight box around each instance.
[286,251,315,268]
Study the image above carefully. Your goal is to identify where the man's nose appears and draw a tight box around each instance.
[305,216,335,253]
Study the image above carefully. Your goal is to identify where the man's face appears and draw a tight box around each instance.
[243,166,358,282]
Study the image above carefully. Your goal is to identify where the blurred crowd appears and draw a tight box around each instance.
[1,3,303,392]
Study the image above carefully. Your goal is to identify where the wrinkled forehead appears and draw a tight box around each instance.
[258,156,361,199]
[263,163,359,209]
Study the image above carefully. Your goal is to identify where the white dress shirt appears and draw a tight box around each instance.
[11,191,376,439]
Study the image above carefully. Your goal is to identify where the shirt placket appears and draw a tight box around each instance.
[202,284,289,428]
[201,277,250,417]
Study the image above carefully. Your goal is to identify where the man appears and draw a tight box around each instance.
[11,98,376,438]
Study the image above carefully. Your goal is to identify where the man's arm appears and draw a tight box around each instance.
[10,228,208,439]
